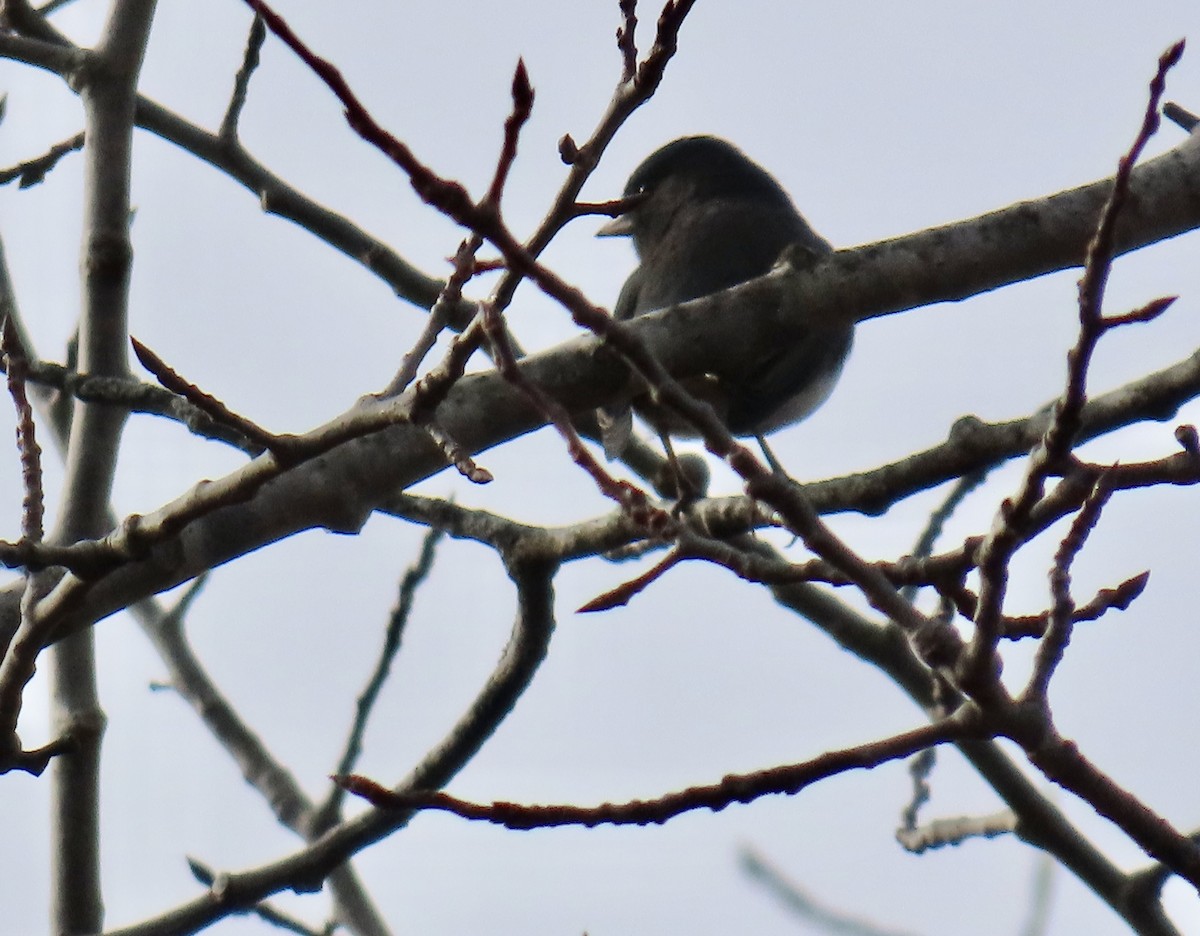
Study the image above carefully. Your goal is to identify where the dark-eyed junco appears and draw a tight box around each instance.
[597,135,852,462]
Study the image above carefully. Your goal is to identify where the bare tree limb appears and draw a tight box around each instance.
[338,713,978,829]
[315,525,444,826]
[99,548,558,936]
[38,4,158,931]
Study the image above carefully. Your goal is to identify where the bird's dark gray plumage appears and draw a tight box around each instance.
[597,135,852,458]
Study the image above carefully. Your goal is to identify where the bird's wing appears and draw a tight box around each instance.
[725,323,853,435]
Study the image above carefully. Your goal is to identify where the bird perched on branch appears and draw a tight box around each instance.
[596,135,852,469]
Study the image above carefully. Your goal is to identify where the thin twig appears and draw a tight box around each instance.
[318,526,444,823]
[240,0,701,503]
[899,467,989,604]
[2,317,45,542]
[131,336,283,453]
[0,353,264,453]
[338,714,978,829]
[740,846,924,936]
[378,238,477,398]
[577,546,682,612]
[0,129,84,188]
[616,0,638,82]
[899,747,936,833]
[483,58,533,207]
[219,13,266,140]
[963,41,1184,688]
[1023,471,1116,703]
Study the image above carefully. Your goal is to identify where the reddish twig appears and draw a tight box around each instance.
[241,0,477,224]
[1019,718,1200,889]
[337,713,978,830]
[1175,423,1200,460]
[0,323,65,777]
[578,546,682,612]
[471,61,667,513]
[2,318,44,542]
[484,58,533,207]
[1101,294,1175,328]
[423,421,493,485]
[0,353,266,454]
[635,0,696,92]
[386,236,494,484]
[963,40,1184,690]
[616,0,638,82]
[896,810,1018,853]
[979,570,1149,640]
[131,336,282,454]
[0,320,61,773]
[1051,570,1150,628]
[1024,471,1116,703]
[378,239,479,399]
[464,256,506,274]
[480,296,667,523]
[241,0,698,482]
[571,192,647,220]
[240,2,675,515]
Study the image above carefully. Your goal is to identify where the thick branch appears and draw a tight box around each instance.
[1,131,1199,654]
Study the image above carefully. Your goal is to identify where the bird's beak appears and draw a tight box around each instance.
[596,213,634,237]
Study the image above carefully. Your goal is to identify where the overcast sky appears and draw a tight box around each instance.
[3,2,1200,934]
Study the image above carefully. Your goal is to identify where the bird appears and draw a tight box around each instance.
[596,135,852,471]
